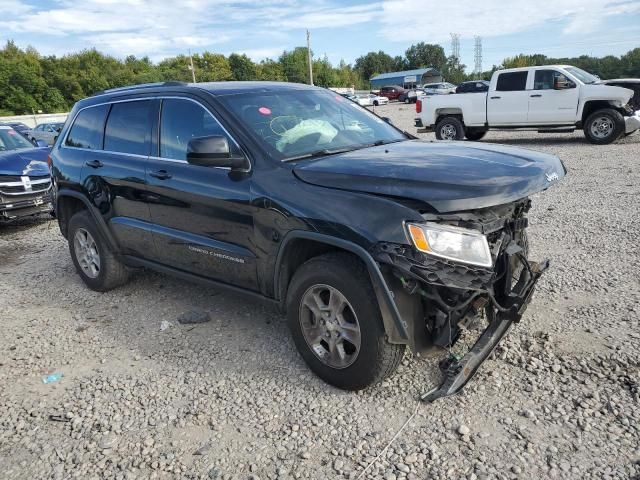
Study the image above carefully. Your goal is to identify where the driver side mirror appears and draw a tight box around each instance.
[186,135,249,171]
[554,78,576,90]
[33,139,48,148]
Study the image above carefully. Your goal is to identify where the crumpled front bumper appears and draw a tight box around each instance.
[624,111,640,134]
[421,257,549,402]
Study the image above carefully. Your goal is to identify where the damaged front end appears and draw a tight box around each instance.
[373,199,549,402]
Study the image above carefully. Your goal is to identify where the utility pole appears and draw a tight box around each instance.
[188,49,197,83]
[474,36,483,79]
[306,30,314,86]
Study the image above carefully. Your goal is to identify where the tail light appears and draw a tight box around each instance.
[416,98,422,114]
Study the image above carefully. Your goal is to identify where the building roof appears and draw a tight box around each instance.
[370,68,440,82]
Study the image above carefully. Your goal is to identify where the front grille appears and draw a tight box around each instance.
[0,175,51,196]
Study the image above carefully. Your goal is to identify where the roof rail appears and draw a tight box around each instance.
[92,81,189,96]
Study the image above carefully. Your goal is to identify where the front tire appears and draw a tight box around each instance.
[68,210,129,292]
[583,108,624,145]
[286,252,405,390]
[373,100,379,106]
[435,116,464,140]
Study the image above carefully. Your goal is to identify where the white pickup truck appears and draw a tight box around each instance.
[414,65,640,145]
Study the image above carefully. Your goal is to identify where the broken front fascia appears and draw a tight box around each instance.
[372,203,549,401]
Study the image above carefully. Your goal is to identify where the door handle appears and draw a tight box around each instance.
[85,160,103,168]
[149,170,172,180]
[490,96,501,99]
[530,94,543,98]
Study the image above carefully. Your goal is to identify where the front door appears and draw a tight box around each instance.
[145,97,258,291]
[527,69,579,124]
[487,71,530,125]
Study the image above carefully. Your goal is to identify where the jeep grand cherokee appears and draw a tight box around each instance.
[51,81,565,400]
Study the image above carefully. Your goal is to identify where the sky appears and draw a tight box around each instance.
[1,0,639,73]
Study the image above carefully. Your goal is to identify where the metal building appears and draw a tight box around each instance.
[370,68,442,89]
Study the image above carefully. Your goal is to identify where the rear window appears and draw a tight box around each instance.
[104,100,152,156]
[496,72,528,91]
[66,105,109,149]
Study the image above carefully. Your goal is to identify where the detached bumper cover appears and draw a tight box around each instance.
[624,111,640,134]
[421,257,549,402]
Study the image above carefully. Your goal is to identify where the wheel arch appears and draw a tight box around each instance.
[274,231,410,344]
[56,189,119,252]
[580,99,627,125]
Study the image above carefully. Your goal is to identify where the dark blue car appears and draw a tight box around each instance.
[0,126,53,220]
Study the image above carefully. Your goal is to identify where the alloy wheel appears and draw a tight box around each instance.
[73,228,101,278]
[440,123,458,140]
[299,284,361,369]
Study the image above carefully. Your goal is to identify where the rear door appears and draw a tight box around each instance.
[527,69,579,124]
[487,71,530,124]
[70,100,155,257]
[145,96,257,290]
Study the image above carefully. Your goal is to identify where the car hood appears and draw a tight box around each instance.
[0,148,50,176]
[292,140,566,212]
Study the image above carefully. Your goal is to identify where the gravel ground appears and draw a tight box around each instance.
[1,102,639,480]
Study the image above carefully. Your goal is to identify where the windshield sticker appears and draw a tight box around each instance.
[258,107,272,116]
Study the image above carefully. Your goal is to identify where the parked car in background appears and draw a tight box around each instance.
[602,79,640,111]
[415,65,640,144]
[52,81,565,397]
[377,85,405,101]
[0,126,53,221]
[422,82,457,95]
[355,94,389,106]
[456,80,490,94]
[0,122,32,139]
[398,88,428,104]
[26,122,64,146]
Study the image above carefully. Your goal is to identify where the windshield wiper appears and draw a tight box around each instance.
[282,147,357,162]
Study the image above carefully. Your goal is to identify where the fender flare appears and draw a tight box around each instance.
[274,230,410,344]
[55,189,119,252]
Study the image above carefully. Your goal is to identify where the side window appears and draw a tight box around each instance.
[534,70,574,90]
[159,98,238,161]
[496,72,528,91]
[104,100,152,156]
[534,70,557,90]
[65,104,109,149]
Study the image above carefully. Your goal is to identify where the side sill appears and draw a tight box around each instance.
[122,255,279,307]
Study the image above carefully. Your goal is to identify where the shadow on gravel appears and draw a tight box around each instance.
[0,214,54,237]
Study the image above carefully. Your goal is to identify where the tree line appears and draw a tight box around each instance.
[1,40,638,115]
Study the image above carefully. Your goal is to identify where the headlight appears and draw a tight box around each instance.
[406,222,492,267]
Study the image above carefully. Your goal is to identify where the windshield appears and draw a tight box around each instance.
[0,126,37,151]
[565,67,599,84]
[218,89,406,161]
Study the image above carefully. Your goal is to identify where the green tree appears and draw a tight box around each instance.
[405,43,446,70]
[354,51,396,82]
[228,53,256,81]
[256,59,285,81]
[279,47,310,84]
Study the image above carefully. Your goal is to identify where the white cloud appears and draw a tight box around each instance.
[379,0,640,42]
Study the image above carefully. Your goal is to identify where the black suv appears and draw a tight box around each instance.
[51,81,565,399]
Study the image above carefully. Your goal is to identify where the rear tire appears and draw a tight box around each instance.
[465,129,487,141]
[435,116,464,140]
[583,108,624,145]
[68,210,129,292]
[286,252,405,390]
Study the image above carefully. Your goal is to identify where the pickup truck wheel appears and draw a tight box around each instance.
[68,210,129,292]
[286,252,405,390]
[435,116,464,140]
[583,108,624,145]
[465,130,487,141]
